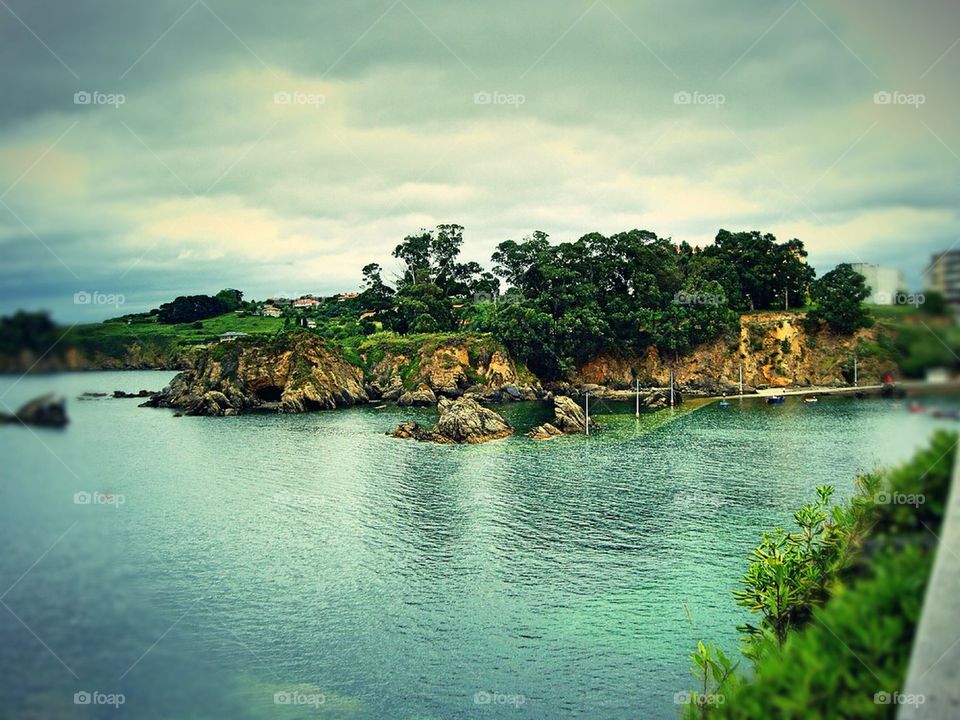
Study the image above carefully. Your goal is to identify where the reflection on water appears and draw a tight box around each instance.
[0,372,953,719]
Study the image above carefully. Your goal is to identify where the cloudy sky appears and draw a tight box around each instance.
[1,0,958,321]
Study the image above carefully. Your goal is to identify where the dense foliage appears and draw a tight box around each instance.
[0,311,58,354]
[685,431,956,718]
[156,289,244,324]
[477,228,810,377]
[805,263,871,334]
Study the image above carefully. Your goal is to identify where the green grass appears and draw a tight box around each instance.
[68,313,284,345]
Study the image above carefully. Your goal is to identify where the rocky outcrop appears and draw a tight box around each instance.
[112,389,158,399]
[642,389,682,409]
[364,335,541,403]
[0,394,68,427]
[527,422,564,440]
[397,383,437,406]
[145,331,368,416]
[571,311,899,391]
[528,395,595,439]
[391,396,513,444]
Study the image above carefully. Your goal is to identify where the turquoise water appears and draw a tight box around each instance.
[0,372,953,719]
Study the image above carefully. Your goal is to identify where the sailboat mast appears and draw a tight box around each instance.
[635,377,639,418]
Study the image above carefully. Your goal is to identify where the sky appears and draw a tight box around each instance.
[0,0,958,322]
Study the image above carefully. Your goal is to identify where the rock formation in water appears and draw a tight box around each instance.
[144,331,368,416]
[528,395,595,439]
[0,394,69,427]
[391,396,513,444]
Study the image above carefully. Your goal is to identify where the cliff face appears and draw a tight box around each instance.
[573,312,898,391]
[0,344,184,373]
[148,332,368,415]
[363,335,541,402]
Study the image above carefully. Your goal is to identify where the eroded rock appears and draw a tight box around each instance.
[0,394,68,428]
[391,396,513,444]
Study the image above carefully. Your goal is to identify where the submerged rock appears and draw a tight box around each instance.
[391,396,513,444]
[112,389,157,399]
[0,394,69,428]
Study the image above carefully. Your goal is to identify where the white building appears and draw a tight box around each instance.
[850,263,905,305]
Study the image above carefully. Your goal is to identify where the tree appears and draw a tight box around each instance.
[359,263,395,315]
[0,311,57,354]
[706,230,814,310]
[806,264,871,334]
[156,294,229,324]
[214,288,243,312]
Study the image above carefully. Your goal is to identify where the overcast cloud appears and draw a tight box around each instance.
[1,0,958,320]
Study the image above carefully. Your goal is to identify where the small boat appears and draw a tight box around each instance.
[767,395,786,405]
[718,400,730,407]
[908,402,925,414]
[804,396,818,404]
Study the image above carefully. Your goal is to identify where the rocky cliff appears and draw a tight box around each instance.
[0,343,184,373]
[361,334,541,403]
[572,312,898,392]
[146,331,368,415]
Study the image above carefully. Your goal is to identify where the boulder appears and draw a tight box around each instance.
[398,383,437,407]
[643,390,682,409]
[526,422,563,440]
[527,395,599,439]
[552,395,589,433]
[0,394,68,428]
[391,396,513,444]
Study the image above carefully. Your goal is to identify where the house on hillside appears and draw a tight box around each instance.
[261,305,282,318]
[359,311,377,320]
[218,332,249,341]
[293,297,321,309]
[337,292,359,302]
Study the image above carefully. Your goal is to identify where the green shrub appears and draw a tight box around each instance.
[686,432,956,718]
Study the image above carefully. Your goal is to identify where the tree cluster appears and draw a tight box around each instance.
[156,289,243,324]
